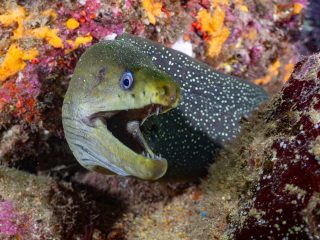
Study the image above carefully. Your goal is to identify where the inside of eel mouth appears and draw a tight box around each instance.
[103,104,171,160]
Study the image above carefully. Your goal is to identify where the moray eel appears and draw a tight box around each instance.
[62,33,269,182]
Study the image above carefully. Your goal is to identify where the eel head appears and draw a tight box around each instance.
[62,40,181,180]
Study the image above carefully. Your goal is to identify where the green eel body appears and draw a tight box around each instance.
[62,33,269,182]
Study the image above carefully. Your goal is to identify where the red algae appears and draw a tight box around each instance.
[230,54,320,239]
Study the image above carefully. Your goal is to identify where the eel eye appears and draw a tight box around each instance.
[120,71,133,90]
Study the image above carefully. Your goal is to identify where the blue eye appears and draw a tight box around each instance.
[120,71,133,90]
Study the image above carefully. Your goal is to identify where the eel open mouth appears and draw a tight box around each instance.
[103,104,171,161]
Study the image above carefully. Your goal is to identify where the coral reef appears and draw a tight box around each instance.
[0,0,304,167]
[0,0,308,238]
[188,51,320,239]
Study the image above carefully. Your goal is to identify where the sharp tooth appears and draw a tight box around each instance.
[160,106,163,113]
[147,153,150,158]
[148,108,152,117]
[156,106,160,116]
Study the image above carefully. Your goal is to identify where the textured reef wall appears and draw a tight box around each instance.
[188,53,320,239]
[0,0,307,239]
[0,0,304,181]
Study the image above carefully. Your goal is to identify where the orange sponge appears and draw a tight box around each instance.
[0,45,38,83]
[65,34,93,54]
[198,8,230,57]
[0,6,25,26]
[66,18,80,30]
[142,0,162,25]
[254,59,281,85]
[28,27,64,48]
[0,6,26,39]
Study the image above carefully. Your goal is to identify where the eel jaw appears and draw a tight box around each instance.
[88,103,171,180]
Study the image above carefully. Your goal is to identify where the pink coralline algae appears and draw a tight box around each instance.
[230,54,320,238]
[67,0,122,39]
[0,200,30,238]
[0,192,57,239]
[0,64,41,123]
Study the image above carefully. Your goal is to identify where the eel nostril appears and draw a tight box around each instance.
[164,86,169,95]
[159,86,177,104]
